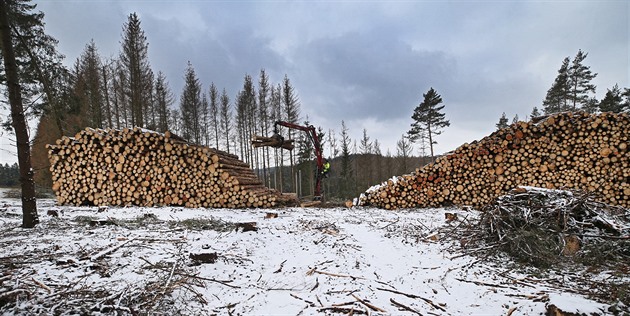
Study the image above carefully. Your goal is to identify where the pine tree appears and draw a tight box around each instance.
[201,92,209,146]
[542,57,570,114]
[623,88,630,113]
[359,128,372,154]
[529,107,541,120]
[154,71,173,132]
[339,120,353,197]
[407,87,450,160]
[0,0,48,227]
[512,114,519,124]
[208,82,219,148]
[219,88,232,154]
[120,12,152,128]
[0,0,68,136]
[568,49,597,110]
[282,74,300,191]
[599,84,625,113]
[496,112,509,130]
[179,61,202,143]
[74,40,105,128]
[257,69,271,184]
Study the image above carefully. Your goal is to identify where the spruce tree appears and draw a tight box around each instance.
[179,61,202,143]
[599,84,625,113]
[74,40,105,128]
[208,82,219,148]
[407,87,450,160]
[219,88,232,154]
[120,12,152,128]
[496,112,509,130]
[154,71,173,133]
[339,121,353,197]
[282,74,300,191]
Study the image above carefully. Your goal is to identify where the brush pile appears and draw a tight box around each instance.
[359,112,629,209]
[475,186,630,268]
[47,127,296,208]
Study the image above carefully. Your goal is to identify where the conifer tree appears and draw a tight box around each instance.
[568,50,597,110]
[219,88,232,153]
[208,82,220,148]
[74,40,105,128]
[179,61,202,143]
[599,84,625,113]
[496,112,509,130]
[543,57,570,114]
[543,50,597,114]
[0,0,58,227]
[407,87,450,160]
[120,12,152,127]
[529,107,541,120]
[282,74,300,191]
[154,71,173,132]
[339,121,353,197]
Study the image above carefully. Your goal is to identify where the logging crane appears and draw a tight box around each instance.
[251,121,325,200]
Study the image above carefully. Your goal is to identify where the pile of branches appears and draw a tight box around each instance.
[477,186,630,268]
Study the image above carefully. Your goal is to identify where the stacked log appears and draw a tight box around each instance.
[358,111,630,209]
[47,127,295,208]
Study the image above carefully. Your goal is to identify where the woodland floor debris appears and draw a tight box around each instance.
[0,189,627,315]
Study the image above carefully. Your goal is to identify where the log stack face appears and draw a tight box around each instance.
[47,127,290,208]
[359,112,630,209]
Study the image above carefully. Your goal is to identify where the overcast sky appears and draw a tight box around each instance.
[1,0,628,165]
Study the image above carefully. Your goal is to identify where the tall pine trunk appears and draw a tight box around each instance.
[0,0,39,228]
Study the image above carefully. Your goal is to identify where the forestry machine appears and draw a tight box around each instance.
[252,121,325,199]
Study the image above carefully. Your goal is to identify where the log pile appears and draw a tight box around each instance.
[359,111,630,209]
[47,127,297,208]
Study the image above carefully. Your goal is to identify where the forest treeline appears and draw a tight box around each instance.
[2,10,423,200]
[3,3,629,202]
[0,163,19,187]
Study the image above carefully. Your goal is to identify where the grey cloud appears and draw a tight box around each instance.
[293,31,456,121]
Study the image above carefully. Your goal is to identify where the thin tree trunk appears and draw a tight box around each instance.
[0,0,39,227]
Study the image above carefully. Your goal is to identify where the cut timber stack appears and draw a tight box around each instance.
[359,111,630,209]
[47,127,296,208]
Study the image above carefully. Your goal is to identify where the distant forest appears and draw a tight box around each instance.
[0,164,19,187]
[5,5,628,201]
[21,12,435,200]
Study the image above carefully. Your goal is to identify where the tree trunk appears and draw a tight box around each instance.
[0,0,39,228]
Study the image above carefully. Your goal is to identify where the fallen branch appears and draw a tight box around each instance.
[455,278,516,290]
[351,293,386,312]
[312,270,365,279]
[390,298,423,315]
[31,277,52,294]
[376,287,446,312]
[139,256,240,289]
[318,306,367,314]
[91,237,136,261]
[290,293,316,307]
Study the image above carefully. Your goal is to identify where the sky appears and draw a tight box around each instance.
[0,0,628,165]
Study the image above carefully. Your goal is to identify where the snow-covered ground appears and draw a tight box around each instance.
[0,191,622,315]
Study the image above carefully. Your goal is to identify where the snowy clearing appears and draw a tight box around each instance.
[0,189,625,315]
